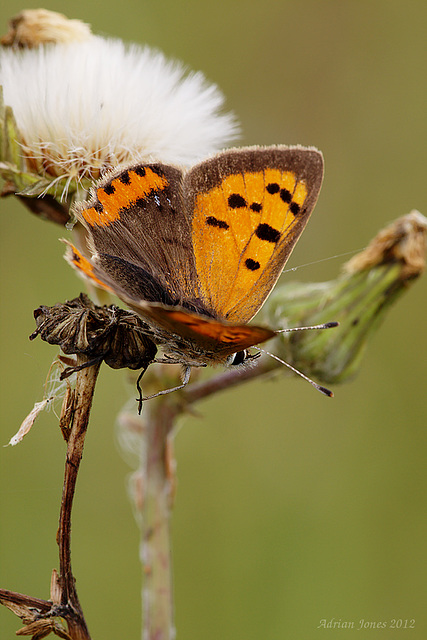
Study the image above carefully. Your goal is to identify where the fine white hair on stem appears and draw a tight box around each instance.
[0,36,239,183]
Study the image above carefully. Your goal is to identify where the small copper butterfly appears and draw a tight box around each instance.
[65,145,326,398]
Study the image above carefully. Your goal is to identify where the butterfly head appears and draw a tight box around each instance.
[226,349,261,367]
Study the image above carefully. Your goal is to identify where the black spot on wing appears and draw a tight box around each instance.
[266,182,280,194]
[250,202,262,212]
[206,216,229,230]
[290,201,301,215]
[255,223,281,243]
[119,170,131,185]
[228,193,247,208]
[245,258,260,271]
[103,183,115,195]
[148,165,166,178]
[280,188,292,203]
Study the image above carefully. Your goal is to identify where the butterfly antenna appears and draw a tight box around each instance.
[256,347,334,397]
[275,321,339,334]
[262,321,338,396]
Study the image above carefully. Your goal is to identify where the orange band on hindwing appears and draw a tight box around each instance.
[66,243,113,291]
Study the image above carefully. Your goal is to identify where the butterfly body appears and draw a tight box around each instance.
[66,145,324,369]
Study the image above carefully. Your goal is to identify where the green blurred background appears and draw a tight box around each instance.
[1,1,426,638]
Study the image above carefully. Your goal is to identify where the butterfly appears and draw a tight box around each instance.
[65,145,327,398]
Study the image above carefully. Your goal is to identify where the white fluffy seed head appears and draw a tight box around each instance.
[0,36,239,185]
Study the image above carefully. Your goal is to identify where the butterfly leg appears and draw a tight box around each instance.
[59,354,104,380]
[137,365,192,407]
[136,361,154,414]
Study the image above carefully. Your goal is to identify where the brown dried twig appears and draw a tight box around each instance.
[1,356,101,640]
[56,356,101,640]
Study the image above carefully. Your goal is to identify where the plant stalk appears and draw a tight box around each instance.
[57,356,101,640]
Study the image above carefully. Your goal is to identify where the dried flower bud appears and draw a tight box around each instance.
[1,9,91,48]
[263,211,427,383]
[29,293,158,375]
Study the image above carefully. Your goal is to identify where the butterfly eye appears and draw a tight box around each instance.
[228,350,247,366]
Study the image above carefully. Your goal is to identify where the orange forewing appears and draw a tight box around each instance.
[185,146,324,323]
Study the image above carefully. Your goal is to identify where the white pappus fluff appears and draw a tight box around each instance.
[0,36,239,182]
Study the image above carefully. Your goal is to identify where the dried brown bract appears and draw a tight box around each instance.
[29,293,157,377]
